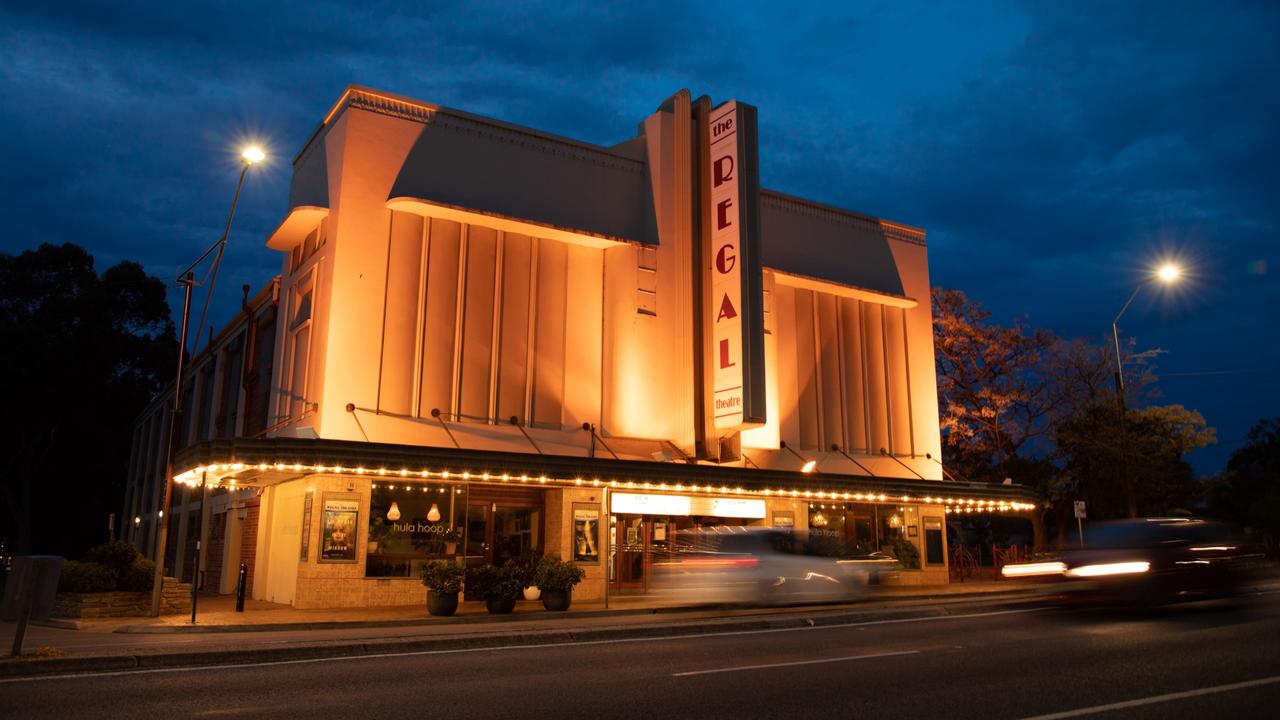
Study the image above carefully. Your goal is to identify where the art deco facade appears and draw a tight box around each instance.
[125,86,1036,608]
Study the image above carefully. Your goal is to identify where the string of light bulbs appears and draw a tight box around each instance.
[173,461,1036,513]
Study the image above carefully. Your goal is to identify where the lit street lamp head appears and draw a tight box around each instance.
[241,145,266,165]
[1157,263,1180,283]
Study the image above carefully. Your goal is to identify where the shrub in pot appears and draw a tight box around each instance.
[420,560,465,617]
[891,538,921,570]
[470,561,523,614]
[514,551,543,600]
[532,554,585,611]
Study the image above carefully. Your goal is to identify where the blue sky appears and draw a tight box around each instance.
[2,1,1275,473]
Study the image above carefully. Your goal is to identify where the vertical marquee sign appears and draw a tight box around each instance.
[703,100,765,434]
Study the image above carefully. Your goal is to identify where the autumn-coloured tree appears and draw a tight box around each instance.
[932,287,1057,482]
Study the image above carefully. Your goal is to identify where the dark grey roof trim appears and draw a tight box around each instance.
[175,437,1041,504]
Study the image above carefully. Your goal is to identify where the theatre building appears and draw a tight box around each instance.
[124,86,1038,608]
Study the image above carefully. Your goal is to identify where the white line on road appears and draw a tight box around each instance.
[673,649,919,677]
[0,607,1042,684]
[1017,674,1280,720]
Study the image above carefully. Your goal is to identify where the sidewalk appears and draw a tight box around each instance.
[0,581,1049,677]
[56,580,1042,634]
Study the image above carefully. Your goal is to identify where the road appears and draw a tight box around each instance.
[3,598,1279,719]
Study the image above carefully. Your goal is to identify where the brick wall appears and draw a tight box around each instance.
[241,501,260,597]
[205,512,226,593]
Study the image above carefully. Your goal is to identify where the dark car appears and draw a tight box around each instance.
[1057,517,1265,606]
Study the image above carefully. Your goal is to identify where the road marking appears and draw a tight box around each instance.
[0,607,1042,684]
[1017,674,1280,720]
[673,649,919,677]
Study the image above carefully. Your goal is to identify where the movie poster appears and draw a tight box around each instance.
[572,504,600,564]
[320,497,359,563]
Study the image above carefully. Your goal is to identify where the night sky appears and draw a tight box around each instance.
[2,2,1276,474]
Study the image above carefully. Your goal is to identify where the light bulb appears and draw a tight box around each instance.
[386,501,401,521]
[427,503,441,522]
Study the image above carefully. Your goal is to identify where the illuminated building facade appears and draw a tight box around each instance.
[127,86,1037,608]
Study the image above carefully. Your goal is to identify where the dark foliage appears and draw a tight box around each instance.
[1207,418,1280,555]
[0,243,175,557]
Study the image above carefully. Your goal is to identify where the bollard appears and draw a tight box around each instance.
[235,562,247,612]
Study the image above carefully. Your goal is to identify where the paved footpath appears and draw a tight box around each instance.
[0,582,1049,676]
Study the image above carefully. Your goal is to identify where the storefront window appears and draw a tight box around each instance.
[807,504,846,556]
[366,485,466,577]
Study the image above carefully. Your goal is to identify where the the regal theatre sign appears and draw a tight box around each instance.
[702,100,766,436]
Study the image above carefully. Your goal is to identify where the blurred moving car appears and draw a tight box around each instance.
[650,527,877,606]
[1009,517,1266,607]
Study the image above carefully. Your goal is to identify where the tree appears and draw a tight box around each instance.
[1208,418,1280,555]
[932,287,1058,482]
[0,243,175,557]
[1055,403,1214,520]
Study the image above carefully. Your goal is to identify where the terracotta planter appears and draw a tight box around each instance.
[427,590,458,617]
[484,596,517,614]
[522,586,541,601]
[541,588,572,612]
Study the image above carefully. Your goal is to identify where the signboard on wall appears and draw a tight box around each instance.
[703,100,766,434]
[319,496,359,563]
[572,503,601,564]
[610,492,765,519]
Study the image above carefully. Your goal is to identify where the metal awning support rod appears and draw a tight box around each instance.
[512,417,544,455]
[429,408,461,449]
[925,453,961,482]
[831,445,876,477]
[880,448,926,480]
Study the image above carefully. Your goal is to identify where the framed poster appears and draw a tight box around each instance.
[299,490,314,561]
[772,510,794,528]
[319,496,360,563]
[573,503,601,564]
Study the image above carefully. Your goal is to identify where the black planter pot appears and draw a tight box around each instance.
[485,596,517,614]
[427,590,459,617]
[541,588,572,611]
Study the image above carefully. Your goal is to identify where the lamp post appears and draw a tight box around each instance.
[150,146,265,618]
[1109,262,1179,518]
[1111,263,1180,410]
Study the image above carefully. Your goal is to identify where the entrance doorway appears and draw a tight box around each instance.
[611,515,750,593]
[462,487,544,599]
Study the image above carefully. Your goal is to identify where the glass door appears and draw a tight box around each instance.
[613,515,647,590]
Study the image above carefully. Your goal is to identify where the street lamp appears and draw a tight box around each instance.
[1111,263,1181,408]
[1110,262,1180,519]
[150,145,265,618]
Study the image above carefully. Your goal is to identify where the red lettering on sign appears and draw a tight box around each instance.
[719,338,735,368]
[716,199,734,230]
[715,244,737,274]
[713,155,734,187]
[717,294,738,321]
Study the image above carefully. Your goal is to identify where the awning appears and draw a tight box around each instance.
[172,437,1040,515]
[266,206,329,250]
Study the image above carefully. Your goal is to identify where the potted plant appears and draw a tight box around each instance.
[515,551,542,600]
[890,538,921,570]
[470,561,523,614]
[420,560,465,616]
[532,554,586,611]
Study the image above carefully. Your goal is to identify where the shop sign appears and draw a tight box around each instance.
[708,101,744,431]
[611,492,765,519]
[703,100,765,433]
[611,493,692,516]
[694,497,766,519]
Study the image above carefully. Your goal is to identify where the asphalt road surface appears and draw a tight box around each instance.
[3,598,1279,719]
